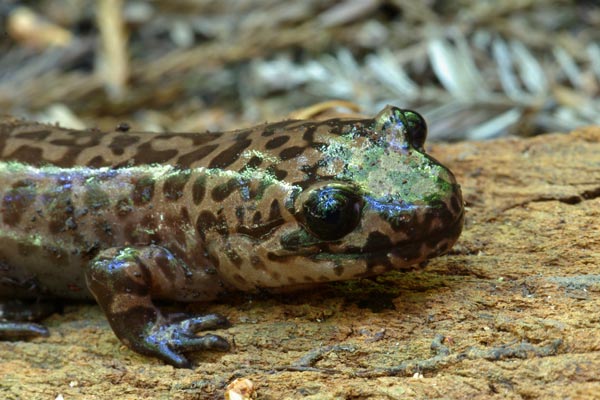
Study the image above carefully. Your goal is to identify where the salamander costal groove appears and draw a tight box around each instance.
[0,106,464,367]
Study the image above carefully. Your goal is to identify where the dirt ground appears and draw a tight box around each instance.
[1,127,599,399]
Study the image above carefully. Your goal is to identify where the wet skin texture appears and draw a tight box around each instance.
[0,106,463,367]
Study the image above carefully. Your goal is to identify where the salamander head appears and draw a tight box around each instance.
[209,106,463,290]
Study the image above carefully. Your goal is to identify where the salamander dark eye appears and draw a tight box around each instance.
[302,185,362,241]
[401,110,427,150]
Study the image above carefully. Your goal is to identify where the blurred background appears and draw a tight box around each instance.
[1,0,599,141]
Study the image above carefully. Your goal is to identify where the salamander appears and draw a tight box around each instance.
[0,106,464,367]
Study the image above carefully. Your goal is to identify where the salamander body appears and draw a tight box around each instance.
[0,106,463,367]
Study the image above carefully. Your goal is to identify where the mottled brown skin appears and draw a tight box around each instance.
[0,106,464,367]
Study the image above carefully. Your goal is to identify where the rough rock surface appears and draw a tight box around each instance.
[1,128,599,399]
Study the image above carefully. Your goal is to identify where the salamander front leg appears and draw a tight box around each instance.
[85,245,230,368]
[0,321,49,338]
[0,299,60,338]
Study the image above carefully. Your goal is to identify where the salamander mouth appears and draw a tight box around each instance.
[279,209,465,263]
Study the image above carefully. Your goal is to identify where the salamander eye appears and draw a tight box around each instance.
[401,110,427,150]
[302,185,362,241]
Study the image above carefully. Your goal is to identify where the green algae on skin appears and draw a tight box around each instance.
[84,180,111,210]
[321,130,453,205]
[241,148,281,164]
